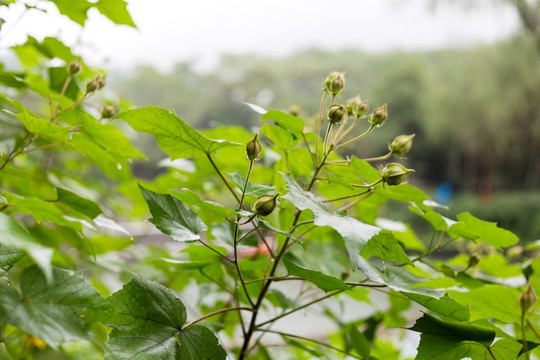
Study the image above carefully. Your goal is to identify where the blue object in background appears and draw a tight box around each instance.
[434,181,453,204]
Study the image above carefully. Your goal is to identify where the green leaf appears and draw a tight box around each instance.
[283,258,349,293]
[449,285,522,323]
[0,213,52,282]
[449,212,519,248]
[56,187,102,219]
[281,172,380,265]
[410,313,495,345]
[4,191,82,231]
[0,265,111,349]
[349,326,370,358]
[363,230,412,264]
[227,170,276,197]
[409,205,454,231]
[52,0,92,26]
[405,293,470,322]
[171,189,250,219]
[350,157,382,183]
[49,67,80,100]
[105,274,225,360]
[415,334,519,360]
[139,185,207,242]
[261,109,304,134]
[261,122,298,151]
[356,257,444,298]
[14,109,69,141]
[377,183,429,204]
[94,0,136,27]
[114,106,241,159]
[105,274,185,359]
[78,113,145,162]
[178,325,227,360]
[258,219,301,244]
[0,243,24,276]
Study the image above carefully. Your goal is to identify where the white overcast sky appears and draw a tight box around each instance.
[0,0,521,73]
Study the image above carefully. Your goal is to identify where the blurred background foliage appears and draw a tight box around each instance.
[112,34,540,242]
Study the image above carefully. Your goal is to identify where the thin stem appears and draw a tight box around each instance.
[323,123,332,155]
[254,329,363,360]
[198,239,233,263]
[322,189,372,203]
[487,346,498,360]
[363,151,392,162]
[240,161,254,209]
[350,178,383,188]
[334,115,360,145]
[302,133,317,168]
[53,93,92,120]
[53,73,73,118]
[21,142,63,154]
[289,219,315,233]
[183,307,254,329]
[243,276,299,285]
[527,319,540,340]
[315,92,328,164]
[522,313,530,360]
[334,123,375,151]
[199,268,235,296]
[295,224,316,240]
[339,191,374,211]
[257,290,345,327]
[206,153,241,203]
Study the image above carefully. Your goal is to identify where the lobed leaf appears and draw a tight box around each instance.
[139,185,207,242]
[449,212,519,248]
[114,106,241,160]
[0,265,111,349]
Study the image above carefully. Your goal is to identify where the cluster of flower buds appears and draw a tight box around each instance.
[369,103,388,126]
[253,193,279,216]
[327,104,347,125]
[380,163,414,186]
[389,134,415,156]
[323,71,345,96]
[68,59,82,75]
[346,95,369,118]
[86,76,106,93]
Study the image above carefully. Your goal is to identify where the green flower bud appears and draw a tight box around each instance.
[346,95,369,117]
[323,71,345,96]
[245,133,262,161]
[327,104,347,125]
[86,76,106,93]
[467,254,480,268]
[369,103,388,126]
[389,134,415,156]
[253,193,279,216]
[68,59,82,75]
[520,284,537,314]
[101,105,116,119]
[380,163,414,186]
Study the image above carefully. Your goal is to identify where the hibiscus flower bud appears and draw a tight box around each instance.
[389,134,415,156]
[253,193,279,216]
[327,104,347,125]
[369,103,388,126]
[346,95,369,117]
[380,163,414,186]
[323,71,345,96]
[246,133,262,161]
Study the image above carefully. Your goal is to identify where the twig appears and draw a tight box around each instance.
[254,328,363,360]
[182,307,254,329]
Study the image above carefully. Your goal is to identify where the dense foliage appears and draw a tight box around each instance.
[1,2,539,360]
